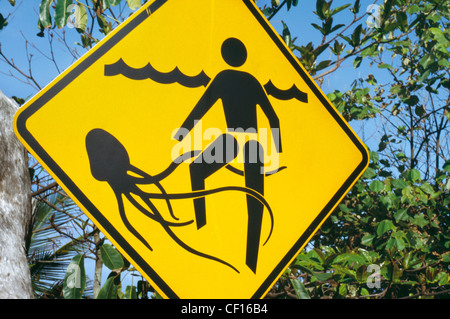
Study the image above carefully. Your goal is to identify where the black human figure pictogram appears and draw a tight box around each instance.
[173,38,281,273]
[103,37,307,274]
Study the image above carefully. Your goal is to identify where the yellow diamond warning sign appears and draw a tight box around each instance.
[14,0,369,298]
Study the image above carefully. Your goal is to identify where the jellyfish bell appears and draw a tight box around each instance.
[85,128,131,183]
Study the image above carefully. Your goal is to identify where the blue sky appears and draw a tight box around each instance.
[0,0,381,99]
[1,0,384,152]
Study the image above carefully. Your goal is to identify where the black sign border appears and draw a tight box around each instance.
[15,0,369,299]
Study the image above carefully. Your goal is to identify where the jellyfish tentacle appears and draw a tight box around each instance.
[128,165,179,221]
[114,190,153,251]
[124,191,238,273]
[125,193,193,227]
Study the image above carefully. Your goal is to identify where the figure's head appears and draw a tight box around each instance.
[221,38,247,67]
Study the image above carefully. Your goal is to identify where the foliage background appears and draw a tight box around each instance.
[0,0,448,299]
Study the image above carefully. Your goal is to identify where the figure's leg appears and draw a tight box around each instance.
[243,140,265,273]
[190,134,238,229]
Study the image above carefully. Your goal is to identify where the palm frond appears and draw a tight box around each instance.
[28,190,96,298]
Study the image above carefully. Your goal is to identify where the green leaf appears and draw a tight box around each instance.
[369,151,379,163]
[441,79,450,89]
[333,253,366,266]
[396,11,408,32]
[419,54,434,69]
[359,249,379,264]
[437,272,449,286]
[378,63,393,70]
[290,279,311,299]
[315,0,326,19]
[392,263,403,282]
[54,0,73,28]
[392,178,409,189]
[415,105,425,117]
[338,283,348,295]
[394,208,409,222]
[338,203,351,213]
[96,14,111,35]
[313,271,333,281]
[443,160,450,172]
[331,40,345,55]
[442,252,450,263]
[295,255,325,271]
[311,22,324,34]
[403,251,413,269]
[412,213,428,227]
[362,167,377,179]
[391,231,407,250]
[39,0,53,28]
[282,21,292,47]
[401,185,414,203]
[125,285,137,299]
[419,182,434,195]
[381,0,394,24]
[101,244,124,270]
[104,0,122,7]
[369,180,385,192]
[397,153,407,162]
[377,219,396,236]
[74,3,87,32]
[312,248,326,263]
[360,288,369,296]
[63,254,86,299]
[407,169,421,182]
[351,24,363,47]
[0,14,7,30]
[352,0,360,14]
[361,233,375,246]
[418,69,431,83]
[404,95,419,106]
[353,56,362,68]
[126,0,141,11]
[333,264,357,279]
[406,4,419,14]
[97,277,118,299]
[331,4,351,17]
[330,23,345,33]
[315,60,331,72]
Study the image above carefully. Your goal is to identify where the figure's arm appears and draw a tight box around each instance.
[173,81,219,141]
[259,94,282,153]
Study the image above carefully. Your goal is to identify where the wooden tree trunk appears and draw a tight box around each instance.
[0,90,34,298]
[93,226,103,299]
